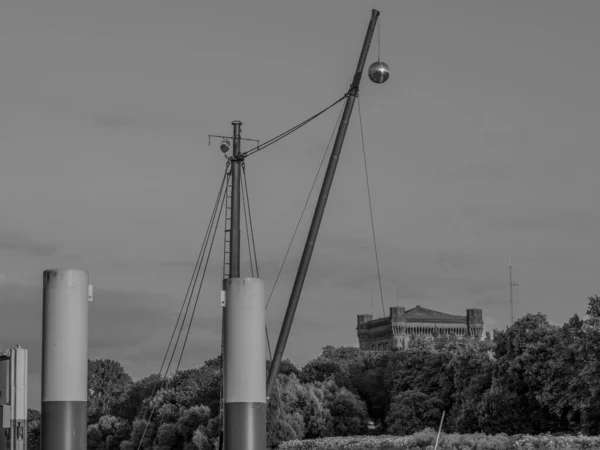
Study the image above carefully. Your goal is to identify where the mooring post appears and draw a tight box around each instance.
[42,269,90,450]
[223,278,266,450]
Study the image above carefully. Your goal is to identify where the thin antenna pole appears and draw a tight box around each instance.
[266,9,381,400]
[509,259,514,326]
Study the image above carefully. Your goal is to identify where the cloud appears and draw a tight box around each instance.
[0,231,58,257]
[446,157,517,182]
[434,251,483,272]
[0,281,178,351]
[159,260,199,268]
[261,237,501,305]
[89,112,137,129]
[462,202,600,243]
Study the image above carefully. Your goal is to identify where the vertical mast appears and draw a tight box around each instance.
[266,9,381,399]
[218,122,242,450]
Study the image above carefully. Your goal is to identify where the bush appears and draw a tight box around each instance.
[278,430,573,450]
[192,429,211,450]
[513,434,600,449]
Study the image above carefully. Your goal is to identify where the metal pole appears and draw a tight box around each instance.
[230,121,242,278]
[42,269,90,450]
[266,9,380,398]
[434,410,445,450]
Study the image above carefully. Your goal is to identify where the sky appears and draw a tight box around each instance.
[1,0,600,409]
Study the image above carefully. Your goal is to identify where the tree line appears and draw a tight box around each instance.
[26,295,600,449]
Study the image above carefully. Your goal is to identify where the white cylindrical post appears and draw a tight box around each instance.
[42,269,89,450]
[223,278,266,450]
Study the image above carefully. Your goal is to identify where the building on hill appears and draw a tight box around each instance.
[356,306,484,351]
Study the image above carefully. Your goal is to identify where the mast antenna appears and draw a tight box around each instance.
[210,125,263,450]
[509,259,518,325]
[266,9,386,399]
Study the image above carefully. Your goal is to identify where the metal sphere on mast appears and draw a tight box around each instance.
[368,60,390,84]
[368,13,390,84]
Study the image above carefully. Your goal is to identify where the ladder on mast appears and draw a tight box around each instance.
[222,172,233,280]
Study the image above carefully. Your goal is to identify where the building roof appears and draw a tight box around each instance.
[359,316,390,329]
[358,305,483,329]
[401,305,466,323]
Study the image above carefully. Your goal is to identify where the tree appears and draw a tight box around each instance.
[577,296,600,434]
[179,358,222,415]
[586,294,600,322]
[478,381,529,434]
[491,314,562,433]
[87,415,131,450]
[446,343,494,433]
[266,358,300,377]
[386,390,443,435]
[192,429,211,450]
[88,359,132,422]
[266,374,305,448]
[299,346,362,390]
[27,409,41,450]
[177,405,211,442]
[297,383,334,439]
[537,297,600,434]
[531,314,585,431]
[120,419,157,450]
[154,422,182,450]
[112,373,163,422]
[348,351,392,427]
[328,387,369,436]
[390,342,454,411]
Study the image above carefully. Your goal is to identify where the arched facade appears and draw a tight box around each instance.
[357,306,484,351]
